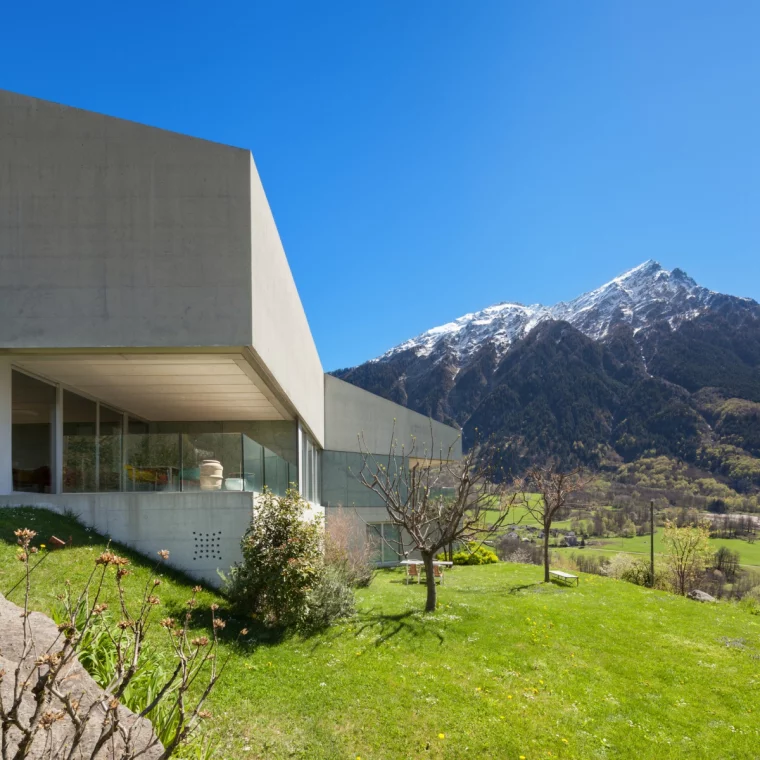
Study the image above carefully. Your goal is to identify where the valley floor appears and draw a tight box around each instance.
[0,508,758,759]
[558,531,760,568]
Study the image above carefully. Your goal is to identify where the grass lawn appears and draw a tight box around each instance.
[484,499,573,531]
[1,508,759,759]
[559,532,760,568]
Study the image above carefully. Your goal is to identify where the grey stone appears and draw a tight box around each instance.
[687,590,717,603]
[0,592,163,758]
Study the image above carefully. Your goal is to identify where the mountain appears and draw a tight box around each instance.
[376,260,749,364]
[334,262,760,488]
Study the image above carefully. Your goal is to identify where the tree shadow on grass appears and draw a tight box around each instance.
[353,607,444,647]
[508,582,543,595]
[161,598,285,651]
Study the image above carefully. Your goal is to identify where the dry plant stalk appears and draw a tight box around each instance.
[324,508,376,588]
[0,529,245,759]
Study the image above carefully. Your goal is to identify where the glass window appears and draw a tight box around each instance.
[181,433,243,492]
[383,523,401,563]
[264,447,291,497]
[242,435,263,493]
[300,431,322,504]
[366,523,382,563]
[99,406,123,492]
[121,421,298,495]
[124,428,180,492]
[62,390,97,493]
[366,523,402,564]
[322,450,404,508]
[11,371,55,494]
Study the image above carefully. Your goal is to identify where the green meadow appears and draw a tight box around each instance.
[1,507,758,759]
[562,531,760,568]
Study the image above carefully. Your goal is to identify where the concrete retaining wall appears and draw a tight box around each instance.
[0,492,256,587]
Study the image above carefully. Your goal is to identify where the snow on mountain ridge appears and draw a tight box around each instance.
[376,261,726,364]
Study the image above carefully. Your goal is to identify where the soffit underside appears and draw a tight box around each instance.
[9,353,289,422]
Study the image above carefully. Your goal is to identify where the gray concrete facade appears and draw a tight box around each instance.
[0,89,324,444]
[0,358,11,495]
[324,375,462,457]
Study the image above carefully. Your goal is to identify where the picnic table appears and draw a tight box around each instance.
[549,570,579,586]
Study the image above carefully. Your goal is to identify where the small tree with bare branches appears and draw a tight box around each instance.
[518,464,590,583]
[359,431,517,613]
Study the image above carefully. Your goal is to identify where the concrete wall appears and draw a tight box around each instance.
[0,89,253,348]
[0,492,256,587]
[0,90,326,442]
[324,375,462,457]
[248,156,325,445]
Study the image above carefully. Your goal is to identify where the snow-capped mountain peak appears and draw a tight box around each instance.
[376,261,726,364]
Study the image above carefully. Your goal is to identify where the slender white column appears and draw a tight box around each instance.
[0,358,13,494]
[54,385,64,494]
[297,419,305,496]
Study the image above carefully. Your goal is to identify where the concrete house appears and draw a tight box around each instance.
[0,90,461,584]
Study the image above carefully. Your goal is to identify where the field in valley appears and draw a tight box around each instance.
[559,531,760,568]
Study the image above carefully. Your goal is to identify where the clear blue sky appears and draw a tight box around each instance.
[2,1,759,369]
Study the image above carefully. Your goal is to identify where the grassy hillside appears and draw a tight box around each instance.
[0,508,759,759]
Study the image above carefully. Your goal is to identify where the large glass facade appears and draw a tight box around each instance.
[123,422,297,496]
[124,428,181,492]
[322,450,406,508]
[99,405,123,492]
[11,371,55,493]
[62,390,97,493]
[9,366,300,496]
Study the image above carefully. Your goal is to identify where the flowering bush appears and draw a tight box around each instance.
[601,552,637,579]
[450,543,499,566]
[224,488,323,627]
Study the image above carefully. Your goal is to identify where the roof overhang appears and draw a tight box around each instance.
[6,349,291,422]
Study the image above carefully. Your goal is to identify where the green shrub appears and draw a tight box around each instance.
[451,543,499,566]
[620,558,655,587]
[304,566,356,631]
[224,487,324,628]
[739,587,760,616]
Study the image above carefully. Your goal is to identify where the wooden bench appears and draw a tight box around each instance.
[549,570,579,586]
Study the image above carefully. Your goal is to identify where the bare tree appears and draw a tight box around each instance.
[518,464,590,583]
[358,430,517,613]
